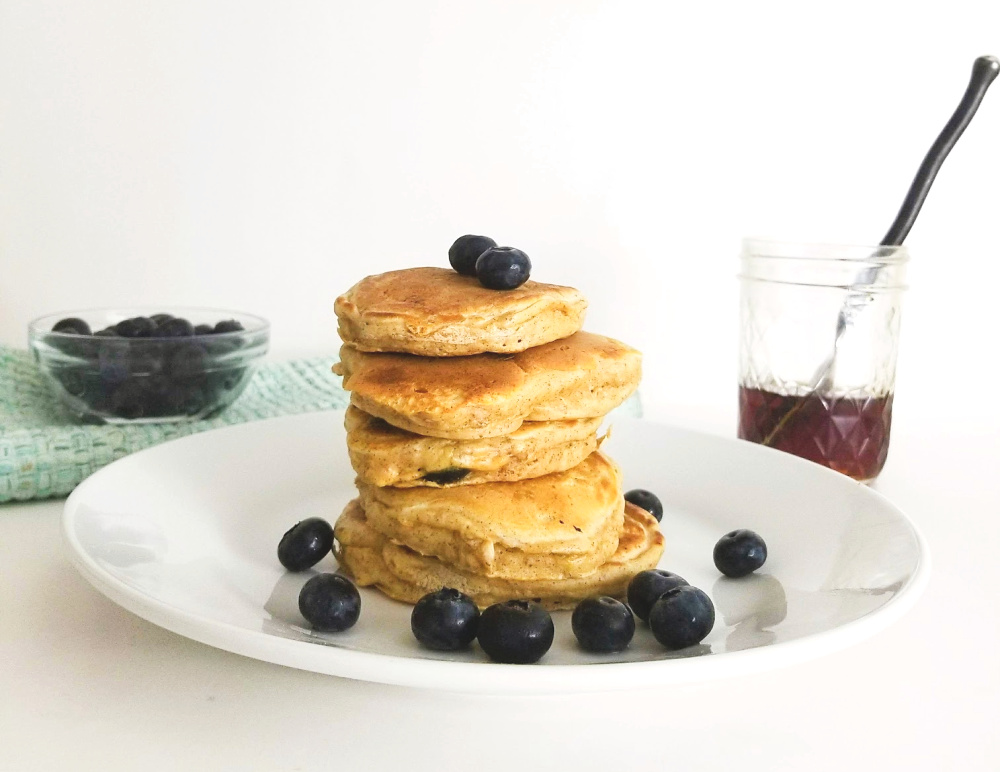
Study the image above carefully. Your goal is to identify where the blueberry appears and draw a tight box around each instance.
[155,317,195,338]
[626,569,689,621]
[149,313,175,325]
[125,345,165,376]
[475,246,531,290]
[214,319,244,334]
[421,468,471,485]
[648,586,715,650]
[167,343,208,380]
[163,384,207,416]
[97,341,131,385]
[448,234,497,276]
[277,517,335,571]
[52,317,91,335]
[713,529,767,578]
[54,368,88,398]
[115,317,156,338]
[193,323,215,335]
[205,367,247,402]
[298,573,361,633]
[94,328,118,337]
[411,588,480,651]
[477,600,554,664]
[625,489,663,521]
[571,596,635,653]
[79,375,113,413]
[109,379,148,419]
[139,373,173,416]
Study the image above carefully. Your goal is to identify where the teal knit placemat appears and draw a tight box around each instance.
[0,346,348,503]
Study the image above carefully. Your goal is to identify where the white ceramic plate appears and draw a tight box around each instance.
[63,412,929,694]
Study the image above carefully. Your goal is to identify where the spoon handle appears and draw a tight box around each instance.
[761,56,999,449]
[880,55,1000,246]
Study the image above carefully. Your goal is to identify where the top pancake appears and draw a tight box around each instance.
[333,331,641,439]
[335,267,588,356]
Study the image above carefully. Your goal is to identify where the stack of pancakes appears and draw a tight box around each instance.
[331,267,664,609]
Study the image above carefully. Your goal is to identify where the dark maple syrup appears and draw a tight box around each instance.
[738,386,893,481]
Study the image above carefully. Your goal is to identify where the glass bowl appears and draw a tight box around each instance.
[28,308,270,424]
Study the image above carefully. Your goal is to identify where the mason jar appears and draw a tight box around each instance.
[738,239,909,481]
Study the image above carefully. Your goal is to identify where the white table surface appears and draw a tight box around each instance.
[2,405,997,772]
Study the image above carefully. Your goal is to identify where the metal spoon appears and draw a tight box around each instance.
[762,55,999,446]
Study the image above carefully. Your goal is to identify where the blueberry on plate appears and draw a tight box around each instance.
[648,585,715,650]
[626,569,689,622]
[411,587,480,651]
[298,573,361,633]
[625,489,663,521]
[149,313,174,325]
[155,317,195,338]
[477,600,554,664]
[475,246,531,291]
[213,319,244,334]
[448,234,497,276]
[193,323,215,335]
[277,517,335,571]
[713,529,767,578]
[114,317,156,338]
[52,317,91,336]
[571,596,635,653]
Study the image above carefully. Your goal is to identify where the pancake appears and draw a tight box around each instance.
[333,331,641,439]
[335,267,587,356]
[345,405,604,487]
[334,500,665,610]
[355,451,624,579]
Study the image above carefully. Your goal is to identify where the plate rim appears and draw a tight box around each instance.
[62,411,931,694]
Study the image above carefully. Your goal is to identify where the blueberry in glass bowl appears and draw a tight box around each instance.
[28,308,270,423]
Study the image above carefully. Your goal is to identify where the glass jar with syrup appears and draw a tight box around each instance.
[738,239,909,481]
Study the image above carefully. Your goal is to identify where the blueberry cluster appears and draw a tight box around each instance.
[626,571,716,649]
[411,590,553,664]
[448,235,531,291]
[277,516,364,633]
[46,314,250,421]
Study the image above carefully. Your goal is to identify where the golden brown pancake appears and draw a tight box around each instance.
[333,331,641,439]
[334,267,588,356]
[355,451,624,579]
[345,405,604,487]
[334,500,665,610]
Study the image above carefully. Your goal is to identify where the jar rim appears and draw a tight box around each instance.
[741,237,910,264]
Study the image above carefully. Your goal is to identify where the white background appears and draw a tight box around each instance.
[2,0,999,430]
[3,6,1000,770]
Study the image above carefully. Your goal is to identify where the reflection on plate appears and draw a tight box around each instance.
[63,412,929,694]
